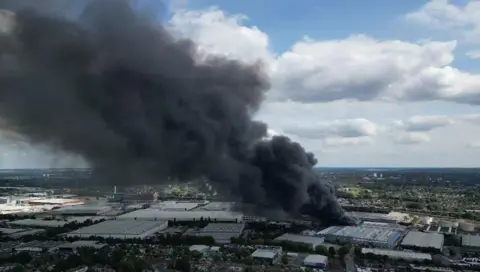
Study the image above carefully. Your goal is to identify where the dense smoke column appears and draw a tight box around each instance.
[0,0,354,225]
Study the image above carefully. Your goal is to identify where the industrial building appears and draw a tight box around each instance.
[14,240,66,252]
[425,225,457,235]
[58,241,108,253]
[361,248,432,262]
[199,202,235,211]
[318,225,403,248]
[251,249,280,265]
[151,201,200,211]
[197,223,245,244]
[8,217,107,228]
[274,234,325,250]
[50,205,112,216]
[400,231,444,252]
[189,245,210,254]
[0,228,45,239]
[66,219,168,239]
[346,212,397,224]
[303,254,328,269]
[117,209,243,222]
[461,235,480,253]
[8,219,72,228]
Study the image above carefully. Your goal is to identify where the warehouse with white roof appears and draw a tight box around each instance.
[318,225,403,248]
[117,209,243,222]
[462,235,480,253]
[401,231,444,252]
[50,205,112,215]
[67,219,167,239]
[274,234,325,250]
[197,223,245,244]
[303,254,328,269]
[362,248,432,262]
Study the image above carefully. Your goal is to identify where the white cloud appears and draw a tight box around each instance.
[323,137,373,147]
[392,115,455,132]
[394,132,431,145]
[169,8,272,64]
[405,0,480,43]
[466,50,480,59]
[170,7,480,105]
[466,142,480,148]
[283,118,378,139]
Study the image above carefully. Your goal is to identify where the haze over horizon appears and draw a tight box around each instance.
[2,0,480,169]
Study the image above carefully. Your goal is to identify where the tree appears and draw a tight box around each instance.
[354,246,362,257]
[328,247,336,257]
[243,256,253,265]
[174,257,191,272]
[281,255,288,265]
[9,265,26,272]
[338,246,350,258]
[315,245,327,255]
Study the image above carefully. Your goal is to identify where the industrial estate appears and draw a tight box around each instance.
[0,168,477,272]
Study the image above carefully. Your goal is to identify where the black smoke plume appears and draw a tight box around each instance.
[0,0,355,225]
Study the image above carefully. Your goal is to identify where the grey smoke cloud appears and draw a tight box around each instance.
[0,0,354,225]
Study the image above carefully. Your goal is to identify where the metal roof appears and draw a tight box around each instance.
[462,235,480,248]
[252,249,277,259]
[117,209,243,221]
[68,219,167,236]
[274,234,325,247]
[362,248,432,260]
[201,223,245,233]
[401,231,444,249]
[304,254,328,264]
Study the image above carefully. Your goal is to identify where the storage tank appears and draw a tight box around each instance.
[439,220,454,228]
[452,221,459,228]
[459,221,475,232]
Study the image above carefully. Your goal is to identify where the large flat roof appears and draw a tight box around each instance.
[362,248,432,261]
[68,220,167,236]
[462,235,480,248]
[150,201,199,211]
[401,231,444,249]
[304,254,328,264]
[201,223,245,233]
[117,209,243,221]
[275,234,324,247]
[252,249,277,259]
[53,205,111,212]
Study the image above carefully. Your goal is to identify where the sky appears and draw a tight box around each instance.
[2,0,480,168]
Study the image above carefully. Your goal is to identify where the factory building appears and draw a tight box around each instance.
[274,234,325,250]
[318,224,403,248]
[189,245,210,255]
[251,249,280,265]
[50,205,112,216]
[346,212,398,224]
[197,223,245,244]
[58,241,108,253]
[13,241,66,253]
[303,254,328,269]
[67,219,168,239]
[400,231,444,252]
[151,201,200,211]
[8,217,107,228]
[24,198,84,206]
[461,235,480,253]
[0,228,45,239]
[459,221,476,232]
[361,248,432,262]
[117,209,243,222]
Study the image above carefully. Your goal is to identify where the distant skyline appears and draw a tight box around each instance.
[2,0,480,168]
